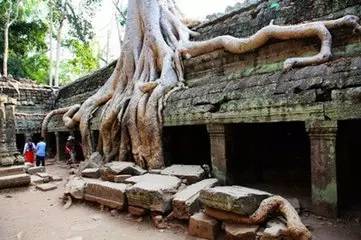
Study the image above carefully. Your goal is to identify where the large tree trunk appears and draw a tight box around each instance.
[54,18,65,87]
[3,24,10,77]
[48,4,54,86]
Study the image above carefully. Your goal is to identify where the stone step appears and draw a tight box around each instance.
[81,168,100,179]
[84,179,127,210]
[160,164,206,184]
[0,173,30,189]
[200,186,272,216]
[172,178,218,219]
[0,165,25,177]
[126,174,181,213]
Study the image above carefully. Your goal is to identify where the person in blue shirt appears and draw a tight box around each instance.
[36,137,47,166]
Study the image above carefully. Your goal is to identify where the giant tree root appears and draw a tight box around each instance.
[40,0,361,170]
[205,196,311,240]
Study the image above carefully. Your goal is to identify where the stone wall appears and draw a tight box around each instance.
[47,0,361,130]
[0,79,54,134]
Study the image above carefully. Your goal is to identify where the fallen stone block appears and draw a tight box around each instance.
[81,168,100,179]
[84,179,127,209]
[126,174,181,213]
[31,175,44,185]
[0,165,25,177]
[114,174,132,183]
[172,178,218,220]
[128,206,147,217]
[36,172,52,182]
[27,166,45,175]
[52,175,63,182]
[100,162,146,181]
[204,207,257,224]
[161,164,206,184]
[200,186,272,216]
[224,222,259,240]
[188,212,220,240]
[0,173,30,189]
[65,176,87,199]
[36,183,57,191]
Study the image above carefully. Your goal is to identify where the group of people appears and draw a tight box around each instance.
[23,137,47,166]
[23,135,84,166]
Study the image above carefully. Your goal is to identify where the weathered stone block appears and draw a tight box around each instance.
[161,164,206,184]
[84,179,127,209]
[188,212,220,240]
[126,174,181,213]
[172,178,218,219]
[27,166,45,175]
[65,177,87,199]
[36,172,52,182]
[30,175,44,185]
[0,174,30,189]
[114,174,132,183]
[81,168,100,179]
[36,183,57,191]
[0,165,25,177]
[200,186,271,216]
[224,222,259,240]
[100,162,146,181]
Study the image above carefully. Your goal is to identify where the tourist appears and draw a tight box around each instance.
[23,138,35,165]
[65,136,76,165]
[35,137,47,166]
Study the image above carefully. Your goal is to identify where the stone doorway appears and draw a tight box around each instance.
[228,122,311,205]
[16,133,25,153]
[163,125,211,167]
[337,120,361,217]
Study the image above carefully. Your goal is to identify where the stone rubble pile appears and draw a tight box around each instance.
[65,163,308,240]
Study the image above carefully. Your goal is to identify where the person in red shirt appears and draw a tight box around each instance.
[23,138,35,165]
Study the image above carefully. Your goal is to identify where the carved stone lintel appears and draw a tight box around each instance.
[306,120,338,218]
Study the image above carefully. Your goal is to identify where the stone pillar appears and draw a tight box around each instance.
[207,124,230,184]
[5,102,17,154]
[55,132,60,162]
[306,120,338,218]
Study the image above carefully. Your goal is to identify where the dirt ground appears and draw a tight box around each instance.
[0,164,360,240]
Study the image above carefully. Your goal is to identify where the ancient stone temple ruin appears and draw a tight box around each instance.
[1,0,361,225]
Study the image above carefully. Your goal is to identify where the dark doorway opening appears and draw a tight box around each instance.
[337,120,361,217]
[228,121,311,205]
[163,125,211,167]
[46,132,57,158]
[32,133,42,144]
[16,134,26,153]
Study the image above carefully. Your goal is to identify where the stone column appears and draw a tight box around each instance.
[207,124,230,184]
[0,96,7,154]
[55,132,60,162]
[306,120,338,218]
[5,102,17,154]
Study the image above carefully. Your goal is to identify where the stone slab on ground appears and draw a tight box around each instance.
[51,175,63,182]
[200,186,272,216]
[100,162,146,181]
[36,183,57,191]
[160,165,206,184]
[172,178,218,219]
[36,172,52,182]
[27,166,45,175]
[84,179,127,209]
[188,212,220,240]
[114,174,132,183]
[30,175,44,185]
[0,165,25,177]
[224,222,259,240]
[81,168,100,179]
[0,173,30,189]
[126,174,181,213]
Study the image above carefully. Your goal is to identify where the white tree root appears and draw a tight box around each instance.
[205,196,312,240]
[41,0,360,171]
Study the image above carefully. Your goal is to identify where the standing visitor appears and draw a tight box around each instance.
[23,138,35,165]
[36,137,47,166]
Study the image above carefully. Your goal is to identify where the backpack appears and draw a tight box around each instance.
[27,143,34,151]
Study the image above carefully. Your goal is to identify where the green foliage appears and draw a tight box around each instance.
[59,39,99,85]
